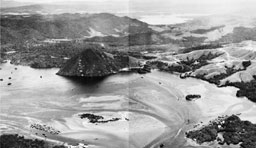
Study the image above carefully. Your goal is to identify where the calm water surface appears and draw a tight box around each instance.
[0,62,254,148]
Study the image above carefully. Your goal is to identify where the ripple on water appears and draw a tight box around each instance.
[1,63,255,148]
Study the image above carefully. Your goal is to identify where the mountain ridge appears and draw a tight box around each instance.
[0,13,152,45]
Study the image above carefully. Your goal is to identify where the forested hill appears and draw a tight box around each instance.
[0,13,152,45]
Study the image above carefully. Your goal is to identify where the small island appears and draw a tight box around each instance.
[185,94,201,101]
[79,113,121,123]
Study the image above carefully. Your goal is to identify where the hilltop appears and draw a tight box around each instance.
[57,47,139,77]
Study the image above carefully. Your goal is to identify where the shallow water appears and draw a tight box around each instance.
[139,15,193,25]
[0,62,255,148]
[137,14,210,25]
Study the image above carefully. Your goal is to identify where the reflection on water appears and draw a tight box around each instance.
[1,62,255,148]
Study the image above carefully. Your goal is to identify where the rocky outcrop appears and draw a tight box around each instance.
[57,48,139,77]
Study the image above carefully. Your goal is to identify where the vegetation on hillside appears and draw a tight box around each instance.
[186,115,256,148]
[0,134,66,148]
[0,13,152,45]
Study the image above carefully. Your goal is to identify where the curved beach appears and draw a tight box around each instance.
[0,63,255,148]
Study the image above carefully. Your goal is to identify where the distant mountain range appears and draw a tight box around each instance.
[1,5,256,103]
[0,3,129,15]
[0,0,34,8]
[2,0,256,16]
[0,13,152,44]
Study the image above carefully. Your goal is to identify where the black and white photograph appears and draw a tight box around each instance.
[0,0,256,148]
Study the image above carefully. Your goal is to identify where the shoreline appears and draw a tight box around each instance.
[0,63,255,148]
[185,115,256,148]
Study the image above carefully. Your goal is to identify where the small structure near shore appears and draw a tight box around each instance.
[119,64,151,74]
[137,64,151,74]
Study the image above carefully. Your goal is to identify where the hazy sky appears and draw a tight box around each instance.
[2,0,256,15]
[8,0,255,4]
